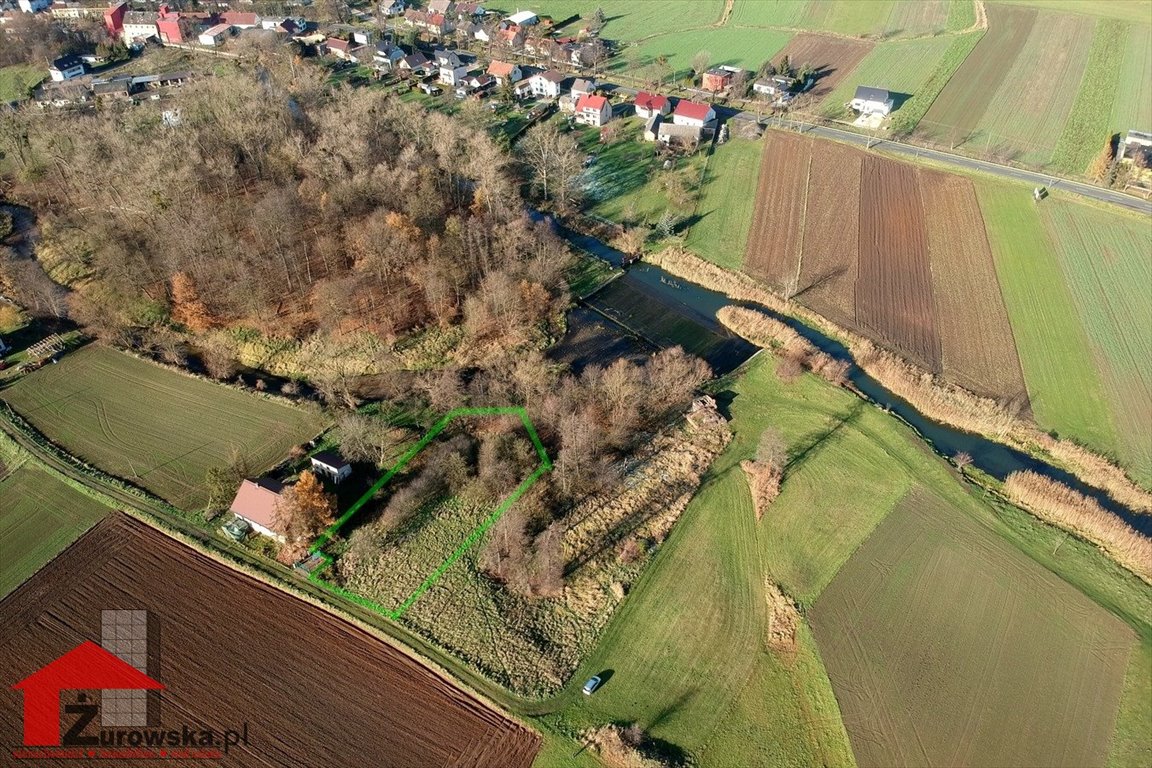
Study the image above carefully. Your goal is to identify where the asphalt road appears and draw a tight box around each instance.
[600,82,1151,214]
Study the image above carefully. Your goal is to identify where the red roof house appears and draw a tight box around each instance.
[672,99,716,127]
[633,91,670,118]
[103,1,126,35]
[228,478,286,539]
[13,642,164,747]
[574,93,611,127]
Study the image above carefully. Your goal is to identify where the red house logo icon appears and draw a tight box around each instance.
[12,641,164,747]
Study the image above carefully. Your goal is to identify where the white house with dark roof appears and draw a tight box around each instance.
[310,451,352,484]
[435,48,470,85]
[528,69,564,98]
[850,85,893,116]
[49,54,84,82]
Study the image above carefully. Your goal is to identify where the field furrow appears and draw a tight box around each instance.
[796,142,861,329]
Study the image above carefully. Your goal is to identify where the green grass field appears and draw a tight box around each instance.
[530,0,724,40]
[1039,200,1152,487]
[820,34,960,114]
[0,345,325,509]
[976,183,1118,459]
[626,27,793,80]
[1111,23,1152,136]
[0,65,44,104]
[0,434,111,598]
[731,0,959,37]
[685,139,764,271]
[812,487,1137,767]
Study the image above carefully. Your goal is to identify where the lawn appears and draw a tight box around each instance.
[812,487,1138,767]
[685,138,764,270]
[0,64,44,104]
[1040,200,1152,487]
[581,119,677,223]
[0,345,325,510]
[976,182,1118,459]
[0,434,111,598]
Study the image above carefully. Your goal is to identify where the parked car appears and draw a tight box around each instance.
[582,675,602,695]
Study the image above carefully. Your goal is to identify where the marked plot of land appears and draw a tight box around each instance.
[0,345,324,508]
[775,34,873,98]
[812,488,1135,768]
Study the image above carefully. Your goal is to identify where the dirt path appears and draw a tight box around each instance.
[716,0,735,27]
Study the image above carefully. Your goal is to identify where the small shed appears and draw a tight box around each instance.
[310,451,352,484]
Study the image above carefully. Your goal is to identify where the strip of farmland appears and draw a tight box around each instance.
[919,172,1028,402]
[774,34,873,99]
[857,156,942,371]
[744,132,810,289]
[0,514,540,767]
[918,5,1036,143]
[795,140,861,329]
[812,488,1135,768]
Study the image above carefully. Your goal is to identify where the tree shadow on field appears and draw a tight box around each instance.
[785,400,865,476]
[647,688,698,732]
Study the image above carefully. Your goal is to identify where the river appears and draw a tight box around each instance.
[553,228,1150,534]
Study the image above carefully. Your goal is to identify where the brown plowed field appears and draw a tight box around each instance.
[776,34,873,99]
[745,131,810,288]
[797,141,862,329]
[0,515,540,768]
[857,156,941,370]
[919,173,1029,401]
[743,130,1030,400]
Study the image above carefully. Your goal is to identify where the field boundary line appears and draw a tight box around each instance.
[307,406,552,619]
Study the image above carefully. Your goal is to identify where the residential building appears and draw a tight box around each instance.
[103,1,125,36]
[379,0,404,16]
[528,69,564,98]
[849,85,893,115]
[221,10,259,28]
[753,75,795,97]
[672,99,715,127]
[399,51,430,75]
[228,478,286,540]
[435,48,469,85]
[570,77,594,98]
[633,91,670,118]
[374,41,405,69]
[310,451,352,484]
[702,66,736,93]
[487,59,522,85]
[574,92,610,126]
[121,10,158,44]
[48,54,84,82]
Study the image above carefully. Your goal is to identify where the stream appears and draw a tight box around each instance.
[553,227,1150,534]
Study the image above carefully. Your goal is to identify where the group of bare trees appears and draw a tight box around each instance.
[2,67,573,356]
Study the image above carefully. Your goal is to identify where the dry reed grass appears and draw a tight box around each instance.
[1003,471,1152,584]
[650,248,1152,513]
[765,580,799,656]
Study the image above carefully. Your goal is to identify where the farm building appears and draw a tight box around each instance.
[672,99,716,128]
[643,113,663,141]
[228,478,286,540]
[850,85,894,116]
[634,91,670,118]
[310,451,352,484]
[574,93,611,127]
[198,23,233,46]
[506,9,537,26]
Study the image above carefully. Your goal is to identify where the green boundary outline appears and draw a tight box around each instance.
[306,407,552,619]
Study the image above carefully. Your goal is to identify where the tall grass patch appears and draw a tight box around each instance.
[1051,18,1126,174]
